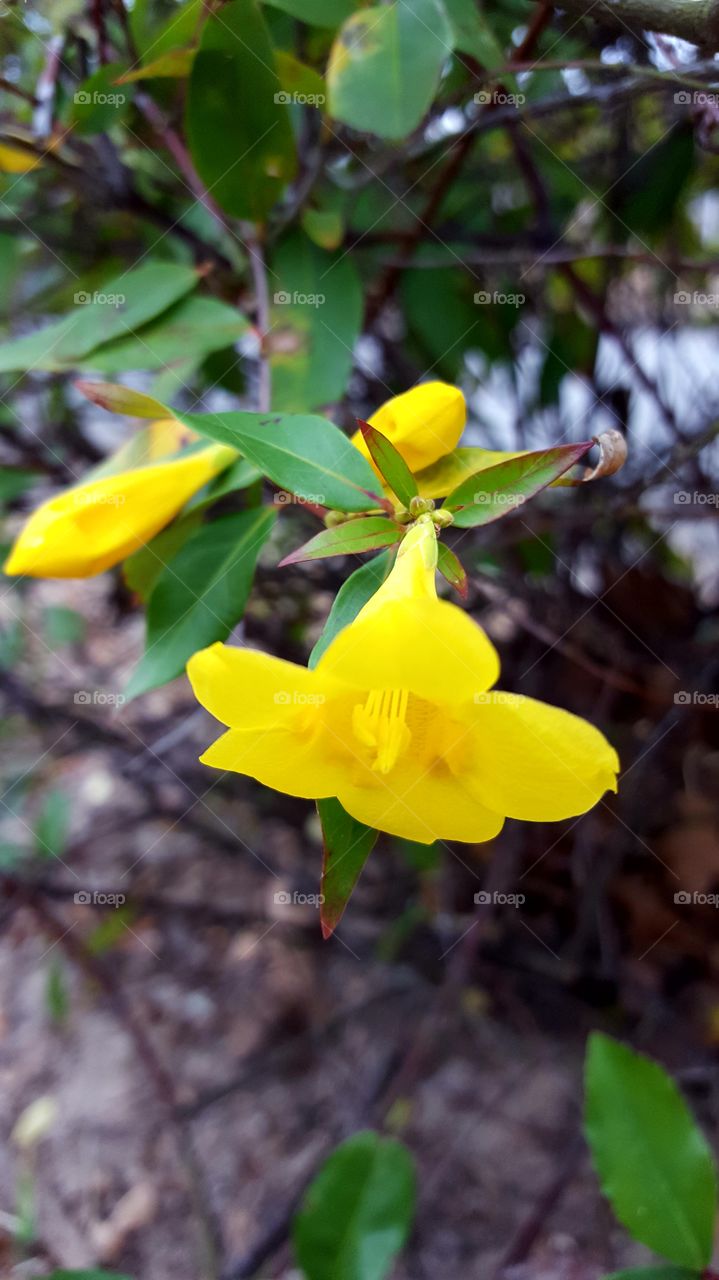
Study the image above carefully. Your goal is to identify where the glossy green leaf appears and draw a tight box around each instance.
[70,63,131,136]
[125,507,276,698]
[264,0,356,26]
[0,262,199,372]
[186,0,296,222]
[444,443,593,527]
[328,0,453,139]
[585,1033,718,1269]
[294,1131,416,1279]
[280,516,402,566]
[176,409,380,512]
[309,548,393,668]
[436,541,467,597]
[358,421,417,506]
[318,797,378,938]
[270,231,362,412]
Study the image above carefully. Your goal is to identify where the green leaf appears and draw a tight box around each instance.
[275,50,327,100]
[42,606,86,647]
[132,0,205,57]
[264,0,356,26]
[308,549,393,668]
[75,380,168,420]
[294,1131,416,1280]
[175,410,381,512]
[436,542,467,597]
[34,789,70,860]
[85,295,249,379]
[414,446,530,499]
[125,508,276,699]
[0,262,200,372]
[301,207,344,251]
[602,1270,699,1280]
[70,63,132,136]
[318,798,378,938]
[122,510,204,602]
[186,0,296,222]
[0,468,39,504]
[585,1033,718,1269]
[357,421,417,506]
[116,49,195,83]
[280,517,402,567]
[444,443,593,527]
[442,0,505,66]
[270,231,362,412]
[328,0,453,140]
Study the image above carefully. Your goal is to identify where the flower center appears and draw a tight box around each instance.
[352,688,412,775]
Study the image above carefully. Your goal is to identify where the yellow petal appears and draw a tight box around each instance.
[351,382,466,475]
[338,759,504,844]
[466,692,619,821]
[187,642,341,729]
[317,595,500,705]
[200,725,347,799]
[4,445,231,578]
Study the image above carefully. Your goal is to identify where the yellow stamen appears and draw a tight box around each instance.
[352,688,411,775]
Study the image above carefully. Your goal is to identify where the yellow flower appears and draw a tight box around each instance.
[4,431,234,579]
[351,381,466,476]
[188,518,619,843]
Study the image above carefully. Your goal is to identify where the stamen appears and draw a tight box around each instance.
[352,688,411,775]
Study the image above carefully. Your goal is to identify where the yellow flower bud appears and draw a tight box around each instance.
[351,382,466,476]
[4,439,234,579]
